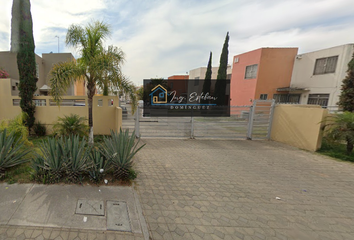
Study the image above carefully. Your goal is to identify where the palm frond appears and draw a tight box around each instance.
[49,61,84,104]
[53,114,89,137]
[66,24,86,48]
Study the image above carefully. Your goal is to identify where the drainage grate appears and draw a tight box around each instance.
[106,201,131,232]
[75,199,105,216]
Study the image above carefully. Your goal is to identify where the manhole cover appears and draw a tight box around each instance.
[106,201,131,232]
[75,199,105,216]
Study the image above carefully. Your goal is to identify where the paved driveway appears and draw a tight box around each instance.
[134,139,354,240]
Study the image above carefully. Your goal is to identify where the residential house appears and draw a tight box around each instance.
[230,48,298,106]
[167,75,189,98]
[288,44,354,108]
[188,66,232,80]
[167,75,189,80]
[0,51,85,96]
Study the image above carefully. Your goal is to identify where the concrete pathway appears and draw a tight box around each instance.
[134,139,354,240]
[0,184,148,240]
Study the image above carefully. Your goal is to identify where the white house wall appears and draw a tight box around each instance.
[188,66,231,79]
[290,44,354,106]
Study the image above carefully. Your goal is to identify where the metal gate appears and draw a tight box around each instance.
[121,100,275,140]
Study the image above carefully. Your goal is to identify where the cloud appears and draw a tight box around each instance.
[1,0,354,86]
[109,0,354,85]
[0,0,106,52]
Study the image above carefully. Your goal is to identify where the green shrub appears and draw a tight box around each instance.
[33,121,47,136]
[100,129,145,181]
[0,113,31,146]
[318,137,354,162]
[53,114,89,137]
[0,129,30,179]
[322,112,354,155]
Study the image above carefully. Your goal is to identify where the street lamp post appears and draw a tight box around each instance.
[55,36,59,53]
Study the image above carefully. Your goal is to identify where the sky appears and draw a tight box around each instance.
[1,0,354,86]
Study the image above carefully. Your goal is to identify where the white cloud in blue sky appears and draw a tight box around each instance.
[1,0,354,86]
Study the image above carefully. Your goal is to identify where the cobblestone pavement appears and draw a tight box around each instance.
[134,139,354,240]
[0,225,144,240]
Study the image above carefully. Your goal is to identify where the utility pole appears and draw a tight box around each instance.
[55,35,59,53]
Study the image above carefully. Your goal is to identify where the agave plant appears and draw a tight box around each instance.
[101,129,145,181]
[53,114,89,137]
[0,129,30,179]
[88,147,110,183]
[33,137,66,182]
[31,153,48,183]
[62,135,91,183]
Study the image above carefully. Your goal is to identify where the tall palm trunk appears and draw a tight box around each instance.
[87,79,96,143]
[103,82,109,96]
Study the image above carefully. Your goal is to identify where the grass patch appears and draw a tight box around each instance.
[317,140,354,162]
[2,162,32,184]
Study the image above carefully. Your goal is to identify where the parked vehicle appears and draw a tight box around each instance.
[121,106,128,115]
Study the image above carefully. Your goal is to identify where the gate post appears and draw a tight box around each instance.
[247,101,256,140]
[267,99,276,140]
[190,116,194,139]
[134,106,140,138]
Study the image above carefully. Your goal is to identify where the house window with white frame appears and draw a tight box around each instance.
[307,94,329,107]
[313,56,338,75]
[245,64,258,79]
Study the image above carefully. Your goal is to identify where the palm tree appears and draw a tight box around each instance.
[49,21,136,142]
[323,112,354,155]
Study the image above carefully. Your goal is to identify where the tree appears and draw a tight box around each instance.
[215,32,229,105]
[338,53,354,112]
[201,52,212,104]
[13,0,37,130]
[323,112,354,155]
[136,86,144,100]
[49,21,136,142]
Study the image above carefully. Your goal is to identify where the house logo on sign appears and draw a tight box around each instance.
[149,84,169,105]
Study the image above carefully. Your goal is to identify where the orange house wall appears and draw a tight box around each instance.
[255,48,298,100]
[230,49,262,106]
[74,77,86,96]
[167,75,189,96]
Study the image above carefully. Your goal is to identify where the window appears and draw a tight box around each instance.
[307,94,329,107]
[260,94,268,100]
[313,56,338,75]
[12,86,16,91]
[273,94,300,104]
[245,64,258,79]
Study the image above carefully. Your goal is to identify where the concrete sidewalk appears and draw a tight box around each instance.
[0,183,149,240]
